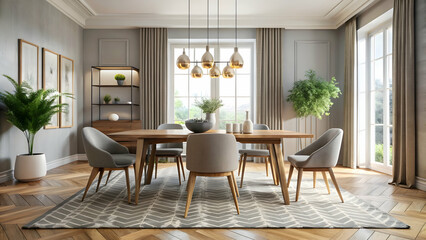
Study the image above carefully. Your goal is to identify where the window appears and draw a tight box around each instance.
[169,41,255,129]
[358,17,393,174]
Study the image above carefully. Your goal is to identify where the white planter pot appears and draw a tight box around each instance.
[14,153,46,182]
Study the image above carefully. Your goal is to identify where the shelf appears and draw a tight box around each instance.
[91,66,139,71]
[92,84,139,88]
[92,103,140,106]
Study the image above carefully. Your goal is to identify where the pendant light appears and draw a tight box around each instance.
[201,0,214,69]
[176,0,191,70]
[209,0,221,78]
[222,63,235,78]
[192,63,203,78]
[229,0,244,69]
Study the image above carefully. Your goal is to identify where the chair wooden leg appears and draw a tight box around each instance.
[328,168,344,203]
[82,167,99,202]
[269,155,276,184]
[179,156,186,181]
[295,168,303,202]
[124,167,131,203]
[105,170,112,185]
[265,157,269,177]
[176,156,182,185]
[133,164,136,178]
[155,157,159,179]
[238,154,243,176]
[227,174,240,214]
[313,171,316,188]
[322,171,330,194]
[240,154,248,188]
[231,171,239,197]
[287,165,294,187]
[96,168,104,192]
[184,172,196,218]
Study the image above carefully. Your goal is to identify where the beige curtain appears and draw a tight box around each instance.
[140,28,168,129]
[391,0,416,188]
[256,28,284,130]
[342,18,357,168]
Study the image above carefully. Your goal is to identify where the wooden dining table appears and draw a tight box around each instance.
[110,129,314,205]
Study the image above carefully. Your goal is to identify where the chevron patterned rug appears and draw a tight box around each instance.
[25,167,408,229]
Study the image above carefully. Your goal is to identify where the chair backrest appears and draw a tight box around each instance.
[186,133,238,173]
[157,123,184,149]
[254,124,269,130]
[82,127,129,168]
[297,128,343,168]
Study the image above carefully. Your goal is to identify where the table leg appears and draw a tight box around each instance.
[134,139,148,205]
[145,144,157,185]
[273,143,290,205]
[268,144,279,185]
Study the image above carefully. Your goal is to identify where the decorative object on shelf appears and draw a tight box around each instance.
[233,123,240,133]
[226,123,233,133]
[108,113,120,121]
[103,94,111,104]
[185,119,213,133]
[18,39,39,90]
[195,97,223,126]
[59,55,74,128]
[176,0,243,78]
[42,48,60,128]
[287,70,341,119]
[114,97,120,104]
[114,73,125,85]
[243,110,253,134]
[0,75,71,181]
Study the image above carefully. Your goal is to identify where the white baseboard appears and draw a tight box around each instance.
[416,177,426,192]
[0,153,87,184]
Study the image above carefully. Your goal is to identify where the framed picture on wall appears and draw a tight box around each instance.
[42,48,59,129]
[59,55,74,128]
[18,39,39,90]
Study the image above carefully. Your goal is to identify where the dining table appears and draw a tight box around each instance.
[110,129,314,205]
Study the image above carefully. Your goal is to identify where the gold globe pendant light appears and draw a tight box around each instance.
[229,0,244,69]
[201,0,214,69]
[210,63,221,78]
[222,63,235,78]
[191,63,203,78]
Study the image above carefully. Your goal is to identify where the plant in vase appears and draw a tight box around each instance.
[114,74,125,85]
[0,75,71,181]
[195,97,223,126]
[103,94,111,104]
[114,97,120,104]
[287,70,341,119]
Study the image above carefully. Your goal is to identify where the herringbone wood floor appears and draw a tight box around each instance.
[0,161,425,240]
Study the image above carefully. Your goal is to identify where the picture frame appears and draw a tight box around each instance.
[18,39,39,90]
[42,48,60,129]
[59,55,74,128]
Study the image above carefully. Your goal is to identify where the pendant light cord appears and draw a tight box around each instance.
[188,0,190,51]
[235,0,237,47]
[217,0,219,49]
[207,0,209,46]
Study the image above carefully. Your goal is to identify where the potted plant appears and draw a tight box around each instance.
[195,98,223,126]
[114,97,120,104]
[0,75,70,181]
[114,74,125,85]
[287,70,341,119]
[104,94,111,104]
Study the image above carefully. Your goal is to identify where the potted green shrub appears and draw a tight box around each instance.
[104,94,112,104]
[114,97,120,104]
[0,75,70,181]
[114,74,125,85]
[287,70,341,119]
[195,98,223,126]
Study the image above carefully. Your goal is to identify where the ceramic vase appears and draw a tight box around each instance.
[243,110,253,134]
[205,113,216,126]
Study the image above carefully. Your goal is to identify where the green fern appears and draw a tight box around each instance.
[195,98,223,113]
[287,70,341,119]
[0,75,72,155]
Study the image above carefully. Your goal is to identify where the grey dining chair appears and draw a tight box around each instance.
[287,128,344,203]
[81,127,135,203]
[155,123,185,185]
[184,133,240,218]
[238,124,276,187]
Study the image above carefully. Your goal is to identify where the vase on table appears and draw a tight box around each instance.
[205,113,216,126]
[243,110,253,134]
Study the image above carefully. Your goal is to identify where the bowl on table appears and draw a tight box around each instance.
[185,119,213,133]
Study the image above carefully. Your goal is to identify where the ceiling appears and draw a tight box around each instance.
[47,0,377,29]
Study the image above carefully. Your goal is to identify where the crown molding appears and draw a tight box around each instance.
[48,0,377,29]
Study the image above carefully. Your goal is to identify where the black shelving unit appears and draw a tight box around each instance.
[90,66,140,123]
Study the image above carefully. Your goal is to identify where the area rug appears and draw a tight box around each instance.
[24,167,409,229]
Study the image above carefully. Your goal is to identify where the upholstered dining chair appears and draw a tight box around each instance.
[287,128,344,203]
[154,123,185,185]
[81,127,135,203]
[184,133,240,218]
[238,124,276,187]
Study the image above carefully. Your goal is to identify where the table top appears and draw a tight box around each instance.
[109,129,314,141]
